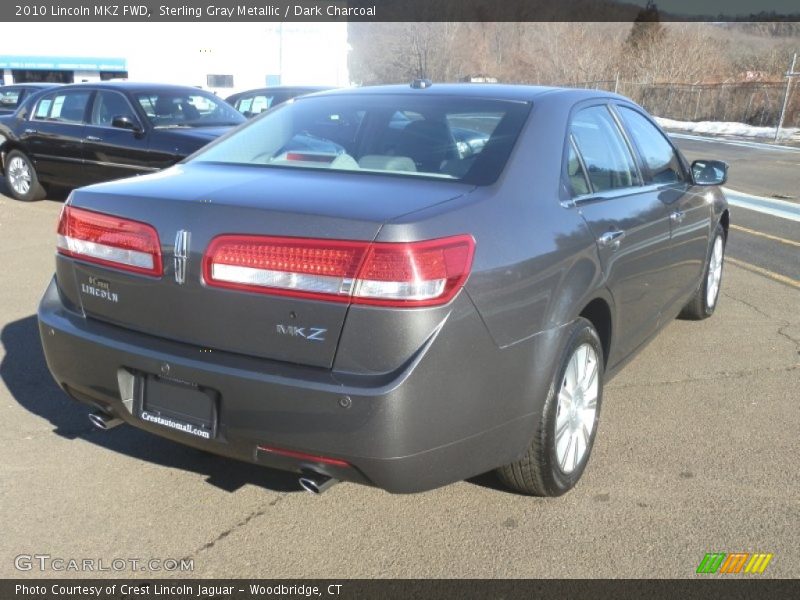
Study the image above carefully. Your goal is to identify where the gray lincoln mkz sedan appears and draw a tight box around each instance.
[38,83,729,496]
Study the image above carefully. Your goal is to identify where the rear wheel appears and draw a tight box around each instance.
[5,150,46,201]
[680,223,725,320]
[497,318,604,496]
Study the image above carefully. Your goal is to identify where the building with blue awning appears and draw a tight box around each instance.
[0,55,128,85]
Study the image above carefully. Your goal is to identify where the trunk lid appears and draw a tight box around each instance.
[60,163,472,368]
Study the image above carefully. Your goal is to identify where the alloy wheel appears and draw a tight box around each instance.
[8,156,32,196]
[555,342,599,474]
[706,235,724,308]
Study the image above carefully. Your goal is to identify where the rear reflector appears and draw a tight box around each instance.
[57,206,162,276]
[204,234,474,307]
[257,445,351,468]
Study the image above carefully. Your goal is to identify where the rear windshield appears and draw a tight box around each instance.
[192,94,531,185]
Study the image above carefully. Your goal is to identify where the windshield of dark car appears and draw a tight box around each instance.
[192,94,530,184]
[135,91,244,128]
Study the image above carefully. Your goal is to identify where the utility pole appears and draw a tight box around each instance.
[774,53,798,143]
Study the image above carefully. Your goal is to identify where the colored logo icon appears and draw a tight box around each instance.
[696,553,773,574]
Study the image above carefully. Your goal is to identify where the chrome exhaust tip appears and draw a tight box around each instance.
[298,473,338,495]
[88,411,123,431]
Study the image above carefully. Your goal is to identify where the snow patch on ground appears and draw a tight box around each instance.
[655,117,800,141]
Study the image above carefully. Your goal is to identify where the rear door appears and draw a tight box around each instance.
[567,103,674,367]
[82,89,156,184]
[614,105,711,315]
[25,88,91,186]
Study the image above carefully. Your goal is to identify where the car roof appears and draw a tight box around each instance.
[227,86,333,100]
[238,86,332,93]
[1,83,59,89]
[310,83,626,104]
[39,81,216,94]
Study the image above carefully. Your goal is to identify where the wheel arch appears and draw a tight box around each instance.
[719,208,730,238]
[578,296,613,370]
[0,141,26,175]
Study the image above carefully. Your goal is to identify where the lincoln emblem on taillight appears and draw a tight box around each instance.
[173,230,190,285]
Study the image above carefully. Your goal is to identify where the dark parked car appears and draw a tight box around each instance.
[38,84,729,496]
[0,82,245,201]
[226,86,332,118]
[0,83,60,114]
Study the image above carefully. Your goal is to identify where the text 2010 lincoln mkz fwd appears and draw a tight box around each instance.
[38,83,729,496]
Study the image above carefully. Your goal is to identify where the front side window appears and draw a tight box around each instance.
[617,107,685,184]
[135,91,244,128]
[90,91,138,127]
[570,105,641,194]
[193,95,531,185]
[32,91,91,124]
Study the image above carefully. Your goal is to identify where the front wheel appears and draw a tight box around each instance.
[4,150,46,201]
[496,317,604,496]
[680,223,726,320]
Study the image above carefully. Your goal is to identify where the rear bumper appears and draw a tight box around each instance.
[38,276,561,493]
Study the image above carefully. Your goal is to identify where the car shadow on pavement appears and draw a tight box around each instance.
[0,177,71,201]
[1,314,303,494]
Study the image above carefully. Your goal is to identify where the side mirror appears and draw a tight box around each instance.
[691,159,728,186]
[111,115,142,133]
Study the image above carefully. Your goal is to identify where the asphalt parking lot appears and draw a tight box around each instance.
[0,160,798,578]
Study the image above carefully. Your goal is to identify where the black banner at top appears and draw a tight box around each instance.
[2,0,800,22]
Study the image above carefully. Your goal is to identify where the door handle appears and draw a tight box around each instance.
[84,135,102,142]
[598,230,626,249]
[670,210,686,223]
[23,128,37,135]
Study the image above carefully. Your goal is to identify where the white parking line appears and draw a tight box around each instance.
[723,188,800,224]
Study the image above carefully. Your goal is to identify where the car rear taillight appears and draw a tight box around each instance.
[56,206,163,277]
[204,234,474,307]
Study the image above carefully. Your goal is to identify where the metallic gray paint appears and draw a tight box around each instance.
[37,85,728,492]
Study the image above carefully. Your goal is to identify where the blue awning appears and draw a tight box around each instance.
[0,56,127,71]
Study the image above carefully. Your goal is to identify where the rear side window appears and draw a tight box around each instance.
[617,107,685,184]
[33,91,91,124]
[194,95,531,186]
[570,105,641,193]
[567,141,591,197]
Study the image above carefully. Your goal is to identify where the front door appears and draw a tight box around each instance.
[613,105,712,318]
[81,90,156,184]
[567,104,674,368]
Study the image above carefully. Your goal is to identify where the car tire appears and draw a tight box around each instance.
[497,317,604,496]
[5,150,46,201]
[679,223,726,320]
